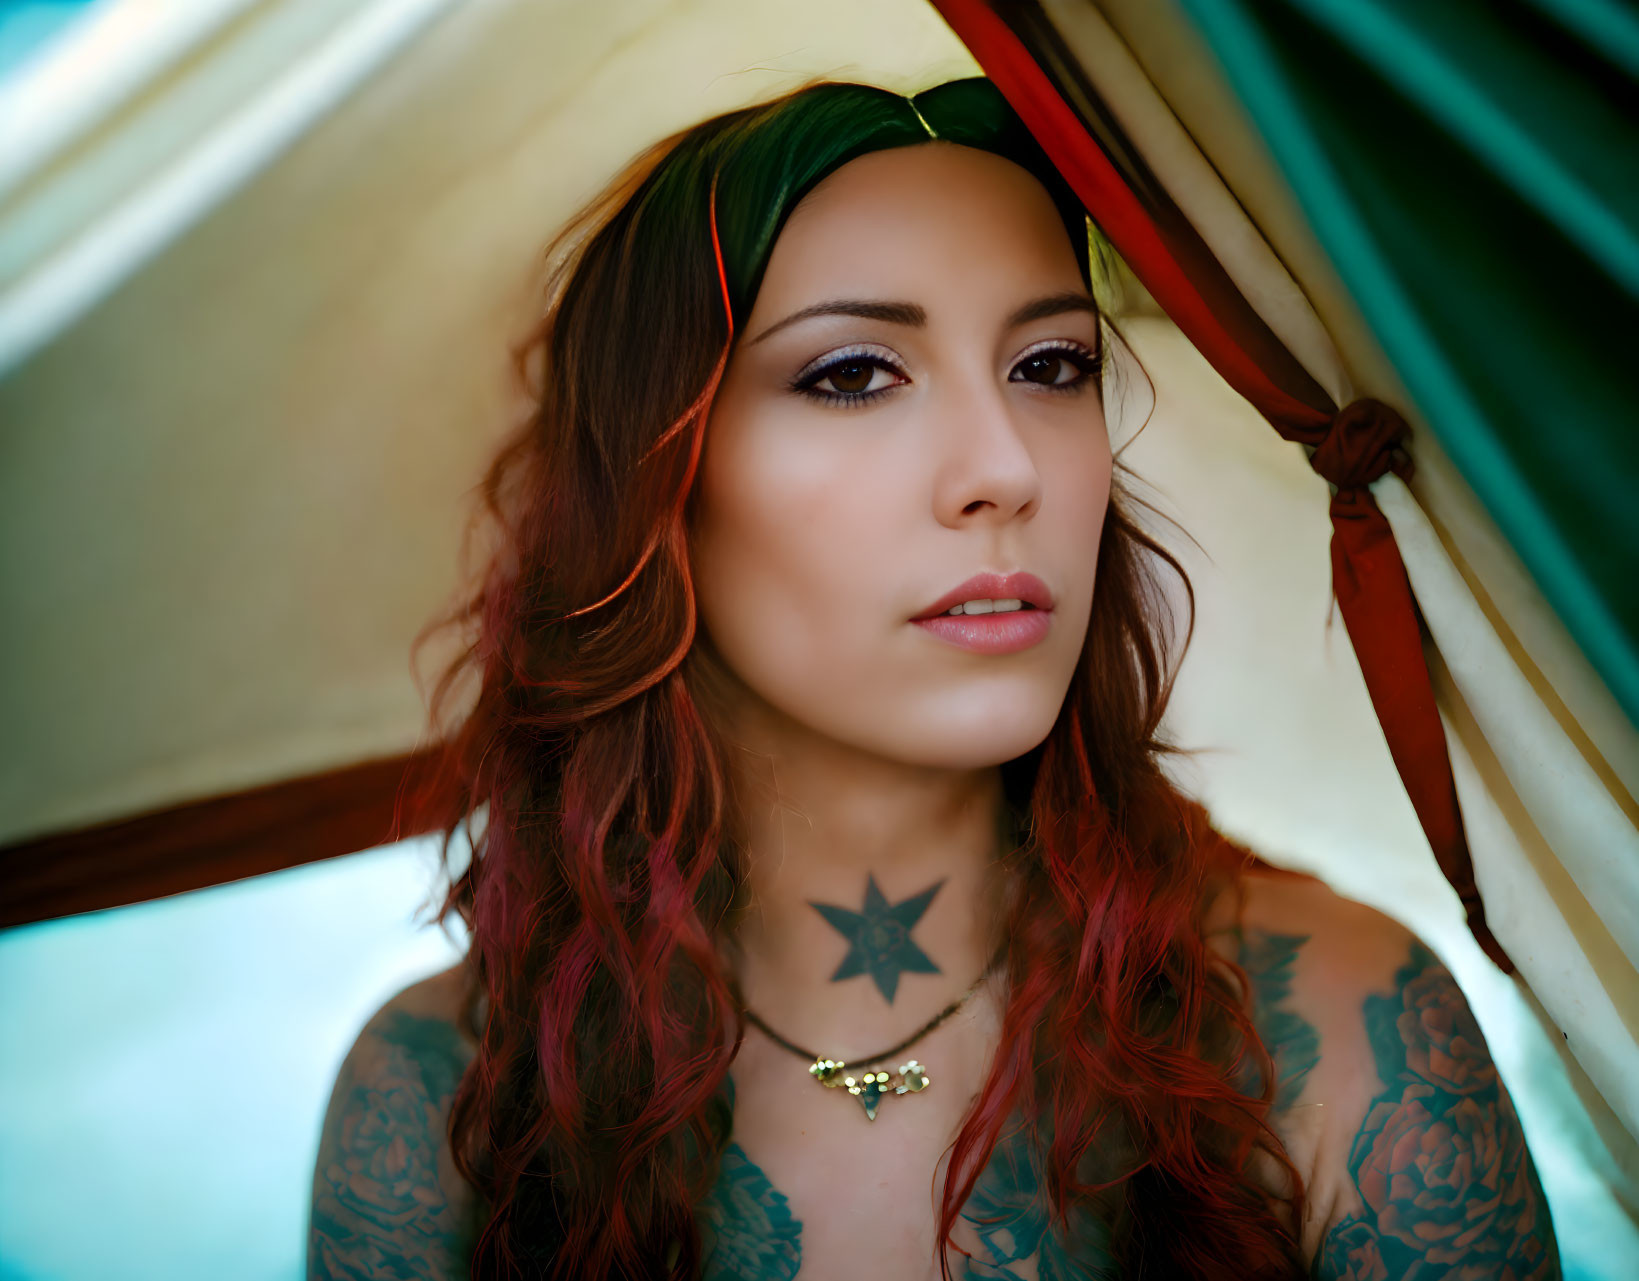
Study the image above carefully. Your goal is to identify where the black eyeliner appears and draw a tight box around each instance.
[788,344,908,409]
[788,336,1104,408]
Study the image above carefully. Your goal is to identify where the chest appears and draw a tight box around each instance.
[694,923,1333,1278]
[699,1040,1114,1280]
[696,1045,1329,1276]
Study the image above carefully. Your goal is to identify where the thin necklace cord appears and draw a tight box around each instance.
[741,946,1005,1067]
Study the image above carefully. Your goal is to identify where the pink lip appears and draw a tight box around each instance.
[910,570,1054,655]
[913,609,1052,654]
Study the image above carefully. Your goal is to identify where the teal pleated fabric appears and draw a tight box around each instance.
[1172,0,1639,725]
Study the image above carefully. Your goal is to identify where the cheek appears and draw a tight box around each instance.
[1038,415,1114,599]
[1051,421,1112,518]
[691,412,894,694]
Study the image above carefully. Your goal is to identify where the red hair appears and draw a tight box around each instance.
[407,83,1307,1280]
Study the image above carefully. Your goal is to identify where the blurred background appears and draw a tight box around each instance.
[1,1,1634,1278]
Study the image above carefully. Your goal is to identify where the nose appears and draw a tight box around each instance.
[929,374,1043,529]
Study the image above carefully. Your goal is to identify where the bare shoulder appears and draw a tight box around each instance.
[1222,868,1560,1280]
[381,960,476,1032]
[306,962,483,1281]
[1232,864,1416,995]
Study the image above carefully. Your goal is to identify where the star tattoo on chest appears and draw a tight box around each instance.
[808,874,944,1004]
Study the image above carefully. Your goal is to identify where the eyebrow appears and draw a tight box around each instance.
[745,290,1097,346]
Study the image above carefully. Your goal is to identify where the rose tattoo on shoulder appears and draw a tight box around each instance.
[1313,944,1560,1281]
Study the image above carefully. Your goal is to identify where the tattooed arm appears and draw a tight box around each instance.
[1308,936,1560,1281]
[1226,870,1561,1280]
[306,969,483,1281]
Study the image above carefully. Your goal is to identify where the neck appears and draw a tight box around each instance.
[719,691,1011,1063]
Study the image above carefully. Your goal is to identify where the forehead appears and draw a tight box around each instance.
[748,143,1083,319]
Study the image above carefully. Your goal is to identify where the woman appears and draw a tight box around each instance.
[306,77,1560,1280]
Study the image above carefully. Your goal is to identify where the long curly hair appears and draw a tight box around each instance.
[405,77,1308,1280]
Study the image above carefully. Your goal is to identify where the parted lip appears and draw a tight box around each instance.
[911,571,1055,620]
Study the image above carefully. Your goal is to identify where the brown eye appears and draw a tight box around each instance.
[1017,353,1070,385]
[791,347,908,405]
[1009,343,1099,391]
[827,360,876,394]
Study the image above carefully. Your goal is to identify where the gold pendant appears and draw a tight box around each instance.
[809,1057,930,1120]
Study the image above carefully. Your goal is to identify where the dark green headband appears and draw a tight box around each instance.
[637,77,1095,330]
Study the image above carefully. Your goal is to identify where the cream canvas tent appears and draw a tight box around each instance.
[0,1,1634,1277]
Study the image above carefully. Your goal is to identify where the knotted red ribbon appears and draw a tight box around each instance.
[1311,401,1502,969]
[1310,396,1413,492]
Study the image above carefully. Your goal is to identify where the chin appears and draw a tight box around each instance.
[866,696,1065,772]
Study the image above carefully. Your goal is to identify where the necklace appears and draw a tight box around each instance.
[741,949,1003,1121]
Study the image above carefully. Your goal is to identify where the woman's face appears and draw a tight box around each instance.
[690,142,1112,770]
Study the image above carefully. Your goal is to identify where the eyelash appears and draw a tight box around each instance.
[789,339,1104,409]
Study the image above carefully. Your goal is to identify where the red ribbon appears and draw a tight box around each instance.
[1315,402,1503,970]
